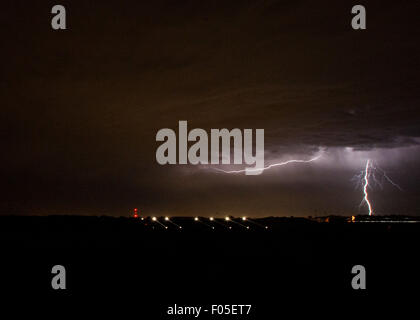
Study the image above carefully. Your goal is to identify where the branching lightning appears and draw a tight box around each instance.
[363,160,373,216]
[214,155,322,174]
[353,159,402,216]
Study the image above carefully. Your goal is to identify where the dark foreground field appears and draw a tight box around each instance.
[0,215,419,316]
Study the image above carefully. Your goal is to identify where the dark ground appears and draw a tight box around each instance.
[1,216,419,316]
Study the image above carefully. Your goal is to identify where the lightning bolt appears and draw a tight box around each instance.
[373,165,403,191]
[363,159,373,216]
[355,159,402,216]
[213,155,322,174]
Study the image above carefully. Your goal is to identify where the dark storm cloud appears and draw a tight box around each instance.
[1,0,419,215]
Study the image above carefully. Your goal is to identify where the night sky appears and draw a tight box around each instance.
[1,0,420,216]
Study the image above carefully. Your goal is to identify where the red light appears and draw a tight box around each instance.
[133,213,138,218]
[134,208,138,212]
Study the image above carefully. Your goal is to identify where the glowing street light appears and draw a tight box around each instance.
[165,217,182,229]
[246,218,268,229]
[194,217,214,229]
[150,216,168,229]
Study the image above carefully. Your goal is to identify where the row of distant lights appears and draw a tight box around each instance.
[143,216,269,230]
